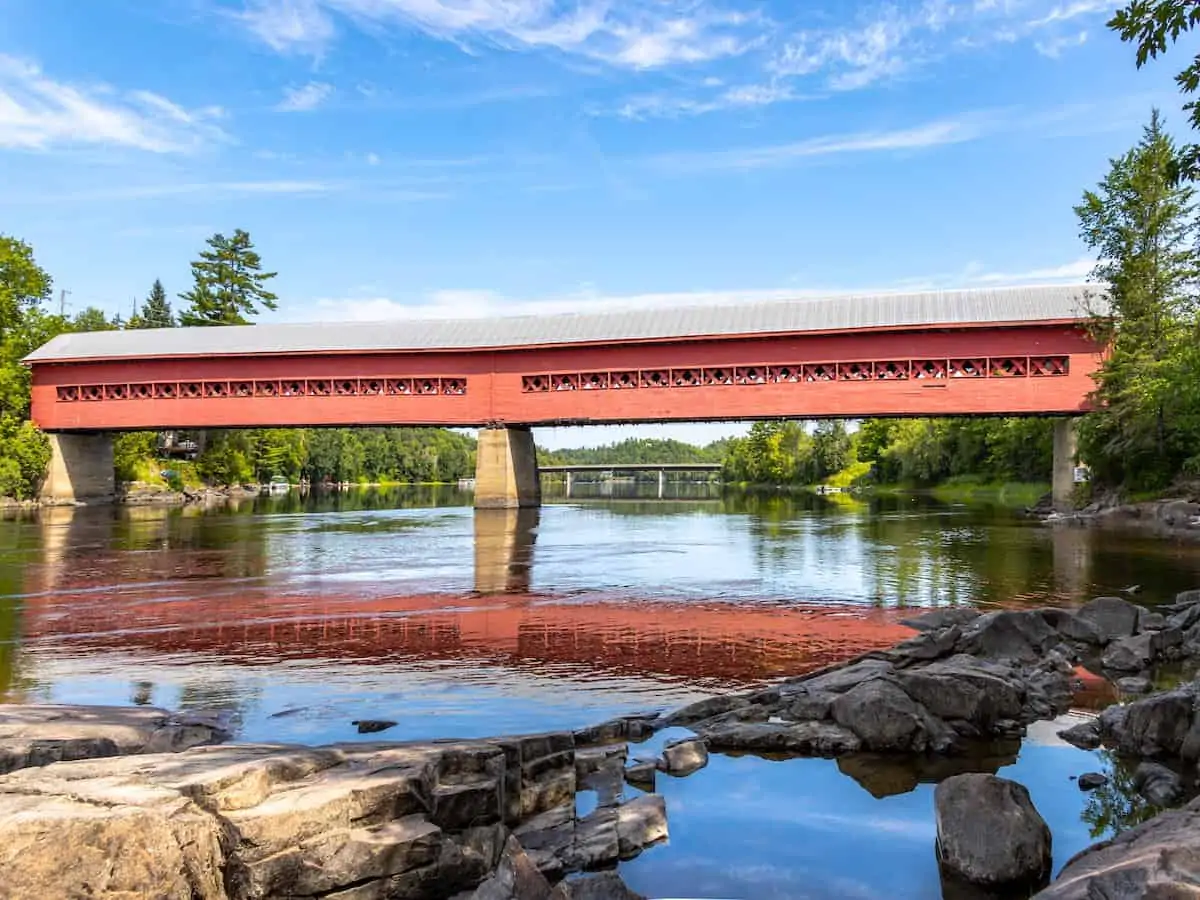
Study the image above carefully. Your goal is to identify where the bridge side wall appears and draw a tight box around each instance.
[28,324,1102,431]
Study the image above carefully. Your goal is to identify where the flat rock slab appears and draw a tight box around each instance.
[0,728,632,900]
[0,703,229,774]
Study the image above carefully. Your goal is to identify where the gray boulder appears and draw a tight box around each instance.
[900,608,983,632]
[892,655,1022,730]
[1075,596,1143,644]
[1133,762,1183,807]
[1177,588,1200,606]
[659,738,707,776]
[659,696,747,727]
[1100,688,1196,758]
[1077,773,1108,791]
[956,610,1062,662]
[793,659,894,695]
[1040,608,1104,645]
[831,679,930,752]
[1101,633,1156,672]
[1116,676,1153,695]
[784,688,836,721]
[935,774,1052,889]
[616,794,667,859]
[700,721,861,756]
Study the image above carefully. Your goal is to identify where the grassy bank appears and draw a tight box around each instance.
[869,477,1049,507]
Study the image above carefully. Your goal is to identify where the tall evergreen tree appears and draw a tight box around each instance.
[178,230,278,326]
[133,279,174,329]
[1075,110,1200,488]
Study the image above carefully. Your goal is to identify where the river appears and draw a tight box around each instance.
[2,485,1199,898]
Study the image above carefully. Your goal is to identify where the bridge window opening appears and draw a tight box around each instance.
[991,357,1028,377]
[914,360,947,379]
[552,374,579,391]
[281,380,304,397]
[838,362,873,381]
[56,386,79,402]
[335,379,359,396]
[804,363,836,382]
[310,380,332,396]
[416,378,440,395]
[253,381,278,397]
[672,368,702,387]
[611,371,638,389]
[131,383,153,400]
[1030,356,1069,376]
[82,385,104,401]
[386,378,413,395]
[442,378,466,395]
[581,372,609,390]
[180,382,203,399]
[361,379,384,396]
[875,361,909,380]
[704,367,735,386]
[735,366,767,385]
[949,358,985,378]
[103,384,128,400]
[231,381,253,398]
[522,375,549,393]
[640,369,670,388]
[772,365,800,383]
[153,383,178,399]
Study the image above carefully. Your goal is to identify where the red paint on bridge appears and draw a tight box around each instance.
[28,321,1101,431]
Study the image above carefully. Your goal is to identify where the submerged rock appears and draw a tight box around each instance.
[1076,772,1108,791]
[935,774,1052,891]
[353,718,398,734]
[659,738,708,776]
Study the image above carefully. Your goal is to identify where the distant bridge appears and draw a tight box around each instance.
[539,463,722,473]
[24,284,1105,509]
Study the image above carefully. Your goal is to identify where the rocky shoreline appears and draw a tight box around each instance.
[4,589,1200,898]
[1033,494,1200,537]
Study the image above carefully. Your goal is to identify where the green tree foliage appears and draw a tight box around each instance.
[130,279,174,329]
[71,306,118,333]
[179,230,278,326]
[540,437,726,466]
[113,432,160,482]
[192,427,475,486]
[0,236,52,341]
[0,417,49,500]
[1110,2,1200,178]
[1075,111,1200,488]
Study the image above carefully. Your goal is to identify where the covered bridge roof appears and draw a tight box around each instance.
[25,283,1105,363]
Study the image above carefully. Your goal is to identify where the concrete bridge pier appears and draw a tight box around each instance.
[39,432,114,505]
[658,469,665,500]
[474,426,541,509]
[1052,418,1078,512]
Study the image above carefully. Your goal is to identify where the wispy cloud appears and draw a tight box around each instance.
[647,115,988,172]
[612,81,803,120]
[276,80,333,111]
[228,0,760,69]
[1034,29,1088,57]
[0,55,226,152]
[1028,0,1114,28]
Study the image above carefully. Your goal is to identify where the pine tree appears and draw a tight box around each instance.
[178,230,278,326]
[1075,110,1200,488]
[134,279,174,329]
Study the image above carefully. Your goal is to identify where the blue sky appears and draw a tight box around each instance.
[0,0,1190,445]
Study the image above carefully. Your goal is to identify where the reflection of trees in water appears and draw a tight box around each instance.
[1082,750,1161,839]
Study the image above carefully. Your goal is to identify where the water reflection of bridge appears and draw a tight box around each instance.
[540,464,721,500]
[13,505,912,688]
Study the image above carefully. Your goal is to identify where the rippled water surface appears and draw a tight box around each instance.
[2,485,1199,898]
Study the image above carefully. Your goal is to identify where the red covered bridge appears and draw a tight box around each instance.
[24,284,1106,508]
